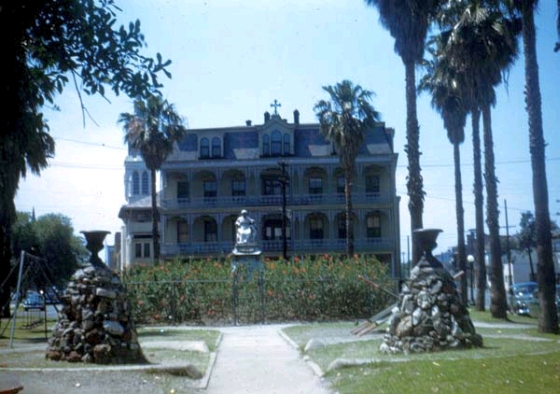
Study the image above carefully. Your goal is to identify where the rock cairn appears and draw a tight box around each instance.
[380,256,483,354]
[46,265,146,364]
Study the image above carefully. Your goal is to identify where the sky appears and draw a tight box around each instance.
[14,0,560,258]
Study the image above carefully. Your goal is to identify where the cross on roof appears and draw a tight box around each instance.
[270,99,281,115]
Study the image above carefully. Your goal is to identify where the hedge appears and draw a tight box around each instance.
[121,254,396,325]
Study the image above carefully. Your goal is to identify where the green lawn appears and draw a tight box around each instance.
[282,311,560,394]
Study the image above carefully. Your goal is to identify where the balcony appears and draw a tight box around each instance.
[160,192,390,212]
[161,237,393,258]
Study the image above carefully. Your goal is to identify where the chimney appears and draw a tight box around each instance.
[293,109,300,125]
[246,120,252,126]
[264,111,271,123]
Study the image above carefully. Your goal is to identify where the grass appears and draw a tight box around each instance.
[1,319,221,377]
[281,311,560,394]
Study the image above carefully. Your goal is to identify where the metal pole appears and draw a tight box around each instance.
[9,251,26,348]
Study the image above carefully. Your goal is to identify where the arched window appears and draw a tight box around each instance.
[200,137,209,158]
[177,219,189,243]
[309,216,324,239]
[337,176,345,194]
[271,130,282,155]
[212,137,221,157]
[263,134,270,156]
[367,214,382,238]
[283,133,290,155]
[337,215,346,239]
[141,171,149,195]
[132,171,140,195]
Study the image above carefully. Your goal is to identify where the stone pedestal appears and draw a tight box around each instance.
[46,231,146,364]
[380,229,482,354]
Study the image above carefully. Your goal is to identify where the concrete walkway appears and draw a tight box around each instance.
[204,324,331,394]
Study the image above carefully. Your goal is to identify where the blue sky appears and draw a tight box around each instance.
[14,0,560,257]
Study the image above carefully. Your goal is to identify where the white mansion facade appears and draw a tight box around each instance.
[118,108,401,277]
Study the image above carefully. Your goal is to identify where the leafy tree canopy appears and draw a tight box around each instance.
[1,0,170,315]
[12,212,88,289]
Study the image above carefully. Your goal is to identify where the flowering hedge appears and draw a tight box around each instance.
[122,254,395,325]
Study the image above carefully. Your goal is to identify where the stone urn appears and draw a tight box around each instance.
[413,228,443,268]
[81,230,110,267]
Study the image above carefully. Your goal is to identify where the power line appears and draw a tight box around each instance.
[396,156,560,169]
[55,137,126,151]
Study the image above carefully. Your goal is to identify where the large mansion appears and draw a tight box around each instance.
[118,107,402,277]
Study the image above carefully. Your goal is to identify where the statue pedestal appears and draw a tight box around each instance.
[231,244,264,325]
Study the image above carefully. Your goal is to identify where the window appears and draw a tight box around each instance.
[338,216,346,239]
[309,177,323,194]
[132,171,140,195]
[135,212,150,222]
[143,242,151,257]
[337,176,345,194]
[200,137,209,158]
[263,178,281,195]
[264,219,290,240]
[177,181,189,200]
[212,137,221,157]
[263,134,270,156]
[283,133,290,155]
[204,220,217,242]
[134,241,151,258]
[367,214,382,238]
[310,217,324,239]
[141,171,149,195]
[232,180,246,196]
[271,130,282,155]
[204,181,217,198]
[366,175,381,194]
[177,220,189,243]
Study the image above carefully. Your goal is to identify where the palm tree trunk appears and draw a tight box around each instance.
[404,59,424,265]
[150,168,160,263]
[520,5,558,333]
[482,104,507,319]
[471,109,487,311]
[453,141,468,305]
[345,174,354,257]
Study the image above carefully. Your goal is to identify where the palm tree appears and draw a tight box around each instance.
[314,80,380,256]
[513,0,558,333]
[365,0,444,264]
[442,2,521,318]
[420,40,469,305]
[556,0,560,51]
[119,94,187,263]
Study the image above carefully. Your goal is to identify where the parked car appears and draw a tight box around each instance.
[43,287,61,305]
[23,292,45,311]
[527,284,560,318]
[508,281,537,316]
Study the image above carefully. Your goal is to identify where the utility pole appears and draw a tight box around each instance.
[504,199,513,289]
[278,161,289,260]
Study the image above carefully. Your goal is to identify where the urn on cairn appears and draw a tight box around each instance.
[46,230,146,364]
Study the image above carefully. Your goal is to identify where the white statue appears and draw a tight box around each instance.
[235,209,257,245]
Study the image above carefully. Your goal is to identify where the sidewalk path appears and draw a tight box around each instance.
[204,324,331,394]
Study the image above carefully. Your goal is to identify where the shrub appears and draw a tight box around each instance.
[122,254,395,325]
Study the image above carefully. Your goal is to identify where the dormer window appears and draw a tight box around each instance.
[200,137,210,158]
[212,137,221,158]
[283,133,291,155]
[263,134,270,156]
[271,130,282,155]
